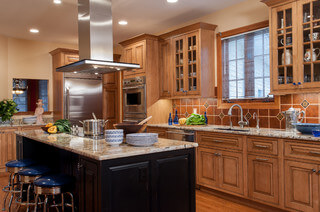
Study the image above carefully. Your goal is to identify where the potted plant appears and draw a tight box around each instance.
[0,99,18,124]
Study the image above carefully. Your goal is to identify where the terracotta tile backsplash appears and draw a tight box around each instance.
[172,93,320,129]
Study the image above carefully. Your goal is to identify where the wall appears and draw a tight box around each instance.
[0,35,77,111]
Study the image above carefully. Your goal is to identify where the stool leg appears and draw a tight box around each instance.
[43,195,48,212]
[8,193,14,212]
[26,184,32,212]
[34,194,39,212]
[61,193,64,212]
[2,191,9,211]
[66,192,74,212]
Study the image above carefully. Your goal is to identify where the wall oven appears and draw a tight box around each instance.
[123,76,147,122]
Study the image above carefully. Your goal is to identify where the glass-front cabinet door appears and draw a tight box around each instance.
[186,32,200,95]
[298,0,320,88]
[173,32,200,96]
[271,2,297,91]
[173,35,185,96]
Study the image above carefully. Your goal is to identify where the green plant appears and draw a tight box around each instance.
[0,99,18,122]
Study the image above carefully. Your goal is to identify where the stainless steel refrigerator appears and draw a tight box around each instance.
[63,73,102,126]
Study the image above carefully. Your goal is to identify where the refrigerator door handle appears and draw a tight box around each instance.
[65,87,70,120]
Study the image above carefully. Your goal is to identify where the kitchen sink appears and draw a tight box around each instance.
[214,127,250,132]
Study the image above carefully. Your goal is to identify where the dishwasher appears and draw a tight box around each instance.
[166,129,195,142]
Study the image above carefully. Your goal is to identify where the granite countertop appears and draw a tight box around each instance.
[0,123,45,128]
[148,124,320,142]
[15,130,198,161]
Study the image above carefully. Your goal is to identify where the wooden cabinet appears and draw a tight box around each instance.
[265,0,320,94]
[248,155,279,205]
[122,41,146,77]
[284,160,318,212]
[146,126,167,138]
[160,23,216,98]
[197,147,243,196]
[0,128,18,172]
[49,48,79,121]
[159,39,172,98]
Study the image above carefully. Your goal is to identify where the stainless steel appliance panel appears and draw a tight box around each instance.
[64,78,102,126]
[166,129,195,142]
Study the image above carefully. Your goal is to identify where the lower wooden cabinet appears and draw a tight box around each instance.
[247,154,279,205]
[197,147,243,196]
[284,160,319,212]
[0,127,19,172]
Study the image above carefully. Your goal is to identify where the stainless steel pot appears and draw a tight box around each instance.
[79,119,108,136]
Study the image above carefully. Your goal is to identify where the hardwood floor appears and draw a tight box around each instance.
[0,173,260,212]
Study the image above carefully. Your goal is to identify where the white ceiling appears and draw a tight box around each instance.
[0,0,245,45]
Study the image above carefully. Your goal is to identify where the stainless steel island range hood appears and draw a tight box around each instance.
[57,0,140,73]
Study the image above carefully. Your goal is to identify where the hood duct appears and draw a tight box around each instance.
[56,0,140,73]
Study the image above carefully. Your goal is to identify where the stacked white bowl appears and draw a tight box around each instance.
[105,129,124,146]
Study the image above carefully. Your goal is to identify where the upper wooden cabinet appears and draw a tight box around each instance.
[159,23,217,98]
[264,0,320,94]
[119,34,158,79]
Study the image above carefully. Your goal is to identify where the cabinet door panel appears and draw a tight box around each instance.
[123,47,134,76]
[159,40,172,98]
[219,150,244,195]
[155,155,191,212]
[0,128,19,172]
[284,160,318,212]
[248,155,279,205]
[173,35,187,96]
[109,162,150,212]
[197,147,219,188]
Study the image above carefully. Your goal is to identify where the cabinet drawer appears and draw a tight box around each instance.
[247,137,278,156]
[285,141,320,161]
[197,132,243,151]
[147,127,167,139]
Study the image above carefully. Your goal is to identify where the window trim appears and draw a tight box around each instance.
[217,20,280,109]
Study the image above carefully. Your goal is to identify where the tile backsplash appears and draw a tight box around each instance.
[172,93,320,129]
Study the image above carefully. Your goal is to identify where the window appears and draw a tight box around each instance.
[13,79,48,112]
[221,27,272,100]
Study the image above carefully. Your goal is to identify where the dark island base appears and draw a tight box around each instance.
[16,135,196,212]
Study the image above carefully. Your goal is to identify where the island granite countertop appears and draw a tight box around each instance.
[148,124,320,142]
[15,130,198,161]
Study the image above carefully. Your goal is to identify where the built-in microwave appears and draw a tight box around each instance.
[123,76,147,122]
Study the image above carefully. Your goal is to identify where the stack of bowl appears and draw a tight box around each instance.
[105,129,124,146]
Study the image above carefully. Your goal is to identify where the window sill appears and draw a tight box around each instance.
[217,96,280,109]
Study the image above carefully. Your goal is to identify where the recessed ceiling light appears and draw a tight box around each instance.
[73,71,77,74]
[29,28,39,34]
[53,0,62,4]
[167,0,178,3]
[118,20,128,25]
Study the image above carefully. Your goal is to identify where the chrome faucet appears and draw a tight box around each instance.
[228,104,248,128]
[253,112,260,130]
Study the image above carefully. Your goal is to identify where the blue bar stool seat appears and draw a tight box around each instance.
[2,159,36,212]
[16,166,50,212]
[33,174,74,212]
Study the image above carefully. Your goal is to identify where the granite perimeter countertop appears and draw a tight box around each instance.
[0,123,45,128]
[148,124,320,142]
[15,130,198,161]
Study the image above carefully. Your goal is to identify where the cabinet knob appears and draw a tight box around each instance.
[312,169,316,173]
[214,153,221,156]
[77,162,83,171]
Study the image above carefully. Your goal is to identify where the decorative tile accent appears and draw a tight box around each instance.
[219,112,225,120]
[173,103,177,109]
[245,112,252,121]
[204,102,209,109]
[301,99,310,109]
[185,112,189,117]
[276,112,285,121]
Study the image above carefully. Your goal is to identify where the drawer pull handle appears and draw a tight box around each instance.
[213,140,224,143]
[214,153,221,156]
[255,158,268,161]
[309,151,320,155]
[255,144,268,148]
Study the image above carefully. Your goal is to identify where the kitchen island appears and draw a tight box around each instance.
[15,130,198,212]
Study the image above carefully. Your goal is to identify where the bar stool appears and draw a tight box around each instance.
[33,174,74,212]
[16,165,50,212]
[2,159,36,211]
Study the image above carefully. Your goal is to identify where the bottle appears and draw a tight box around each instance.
[204,112,208,125]
[168,113,173,125]
[173,109,179,125]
